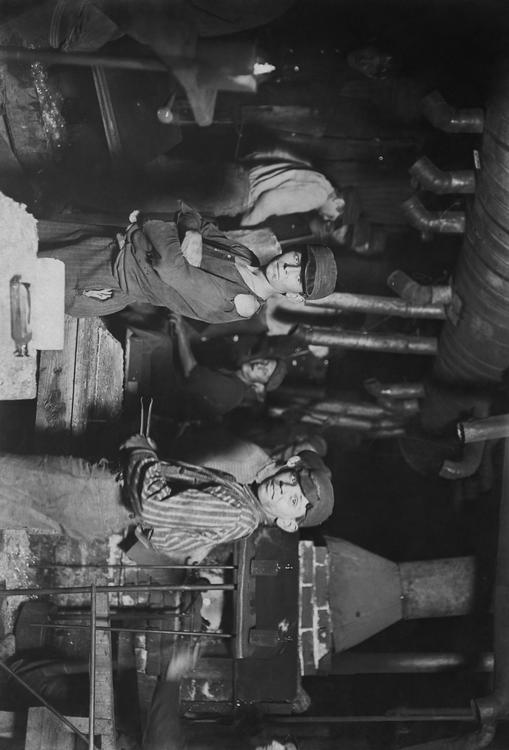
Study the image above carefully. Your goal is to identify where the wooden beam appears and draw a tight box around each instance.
[35,316,78,453]
[35,316,123,454]
[93,593,117,750]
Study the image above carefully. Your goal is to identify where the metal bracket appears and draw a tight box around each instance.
[248,628,294,647]
[446,290,463,327]
[250,560,294,576]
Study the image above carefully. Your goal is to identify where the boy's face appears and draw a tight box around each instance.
[240,358,277,385]
[317,193,345,222]
[264,251,303,295]
[257,468,309,530]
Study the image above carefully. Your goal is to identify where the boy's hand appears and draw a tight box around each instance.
[168,312,185,335]
[181,230,203,267]
[120,434,157,452]
[165,641,200,682]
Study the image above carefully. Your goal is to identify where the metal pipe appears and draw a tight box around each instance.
[421,90,485,133]
[49,609,200,621]
[440,442,485,480]
[410,157,476,194]
[459,414,509,444]
[475,438,509,723]
[0,583,235,597]
[88,584,96,750]
[402,196,466,235]
[316,414,402,430]
[310,400,387,418]
[268,406,372,430]
[376,396,420,416]
[32,623,232,638]
[0,45,169,73]
[364,379,426,400]
[373,418,406,430]
[269,712,477,724]
[306,292,446,319]
[301,413,375,431]
[280,234,315,247]
[297,325,438,355]
[329,651,494,675]
[275,384,326,402]
[388,270,452,306]
[31,563,236,570]
[370,428,406,438]
[0,660,99,748]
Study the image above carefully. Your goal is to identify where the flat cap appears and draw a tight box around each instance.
[296,449,335,527]
[303,245,338,300]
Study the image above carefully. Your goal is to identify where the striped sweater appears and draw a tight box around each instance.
[125,448,264,555]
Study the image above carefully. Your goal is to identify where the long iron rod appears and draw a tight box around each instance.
[330,651,494,674]
[30,563,236,570]
[0,583,235,597]
[33,623,232,638]
[475,438,509,723]
[306,292,446,319]
[268,711,477,724]
[364,379,426,400]
[0,659,99,747]
[298,325,438,355]
[88,584,96,750]
[0,45,169,72]
[280,234,315,247]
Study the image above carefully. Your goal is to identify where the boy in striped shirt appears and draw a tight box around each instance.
[122,434,334,561]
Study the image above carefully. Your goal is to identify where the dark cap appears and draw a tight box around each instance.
[341,186,363,225]
[295,450,335,527]
[243,356,288,391]
[265,358,288,391]
[303,245,338,300]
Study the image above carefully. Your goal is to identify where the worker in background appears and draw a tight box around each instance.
[169,311,287,414]
[124,314,288,431]
[38,203,337,321]
[141,151,346,227]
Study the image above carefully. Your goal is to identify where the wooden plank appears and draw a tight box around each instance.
[71,318,123,431]
[70,317,123,456]
[37,315,123,450]
[24,707,44,750]
[93,592,116,750]
[35,315,78,452]
[91,323,124,423]
[67,717,111,734]
[242,105,326,137]
[25,707,74,750]
[24,708,113,749]
[0,710,16,738]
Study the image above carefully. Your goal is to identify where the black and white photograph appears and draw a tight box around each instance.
[0,0,508,747]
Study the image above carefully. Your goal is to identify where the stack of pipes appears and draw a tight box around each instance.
[269,380,424,439]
